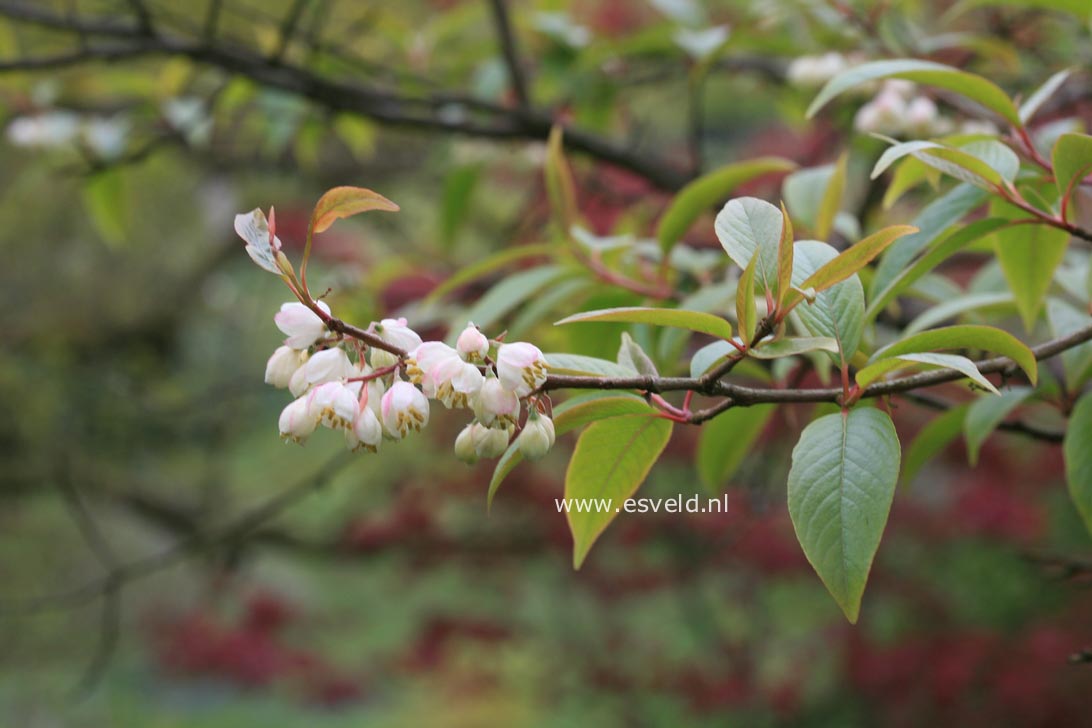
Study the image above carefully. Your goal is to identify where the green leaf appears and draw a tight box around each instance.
[714,197,783,292]
[1052,133,1092,212]
[870,324,1037,384]
[816,153,847,241]
[903,292,1016,336]
[544,353,637,377]
[657,157,796,255]
[556,306,733,340]
[964,387,1034,465]
[567,415,674,567]
[1019,69,1070,124]
[545,125,578,227]
[787,408,902,623]
[789,241,866,362]
[783,225,917,310]
[990,203,1070,329]
[617,332,659,378]
[424,243,554,304]
[460,265,573,333]
[697,405,776,492]
[438,164,482,250]
[871,184,987,300]
[1064,393,1092,538]
[807,59,1021,126]
[310,186,399,234]
[1047,298,1092,390]
[488,392,652,507]
[855,352,999,393]
[777,201,795,310]
[83,169,128,248]
[783,164,835,232]
[749,337,839,359]
[736,252,759,343]
[690,340,740,378]
[902,405,969,486]
[866,217,1009,321]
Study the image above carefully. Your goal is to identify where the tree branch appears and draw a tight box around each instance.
[487,0,530,109]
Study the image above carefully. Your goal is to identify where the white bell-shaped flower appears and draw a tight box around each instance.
[454,423,479,464]
[346,407,383,452]
[380,381,430,439]
[474,376,520,426]
[265,346,306,389]
[307,381,359,430]
[302,347,356,387]
[496,342,548,397]
[279,396,318,443]
[471,422,511,459]
[455,323,490,363]
[373,317,422,352]
[518,412,556,460]
[275,301,331,349]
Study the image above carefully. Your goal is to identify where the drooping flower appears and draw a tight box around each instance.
[471,422,511,459]
[346,407,383,452]
[307,381,360,430]
[279,396,318,443]
[430,355,484,408]
[301,347,356,387]
[373,317,422,353]
[381,381,430,439]
[518,412,556,460]
[454,424,478,464]
[474,376,520,426]
[786,52,848,88]
[275,301,331,349]
[455,323,490,363]
[407,341,460,391]
[496,342,548,397]
[265,346,306,389]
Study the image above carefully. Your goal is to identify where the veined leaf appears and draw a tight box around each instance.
[310,186,399,234]
[807,59,1021,126]
[855,352,999,393]
[1047,298,1092,390]
[964,387,1034,465]
[424,243,555,304]
[870,324,1037,384]
[1064,394,1092,538]
[460,265,573,332]
[556,306,733,340]
[903,292,1016,336]
[567,415,674,567]
[715,197,784,293]
[697,404,776,492]
[488,392,652,507]
[788,408,901,623]
[657,157,796,255]
[789,241,866,363]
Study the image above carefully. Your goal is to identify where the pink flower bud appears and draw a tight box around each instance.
[496,342,548,397]
[380,381,430,439]
[279,396,318,443]
[274,301,331,349]
[265,346,306,389]
[456,323,490,362]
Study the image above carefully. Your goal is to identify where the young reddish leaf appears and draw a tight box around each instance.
[310,186,399,234]
[776,201,794,310]
[736,252,758,343]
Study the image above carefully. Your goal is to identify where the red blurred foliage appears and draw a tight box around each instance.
[148,590,364,707]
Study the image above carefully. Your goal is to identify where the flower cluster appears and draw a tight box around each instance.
[264,304,554,462]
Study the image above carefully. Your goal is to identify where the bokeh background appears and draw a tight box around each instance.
[1,0,1090,726]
